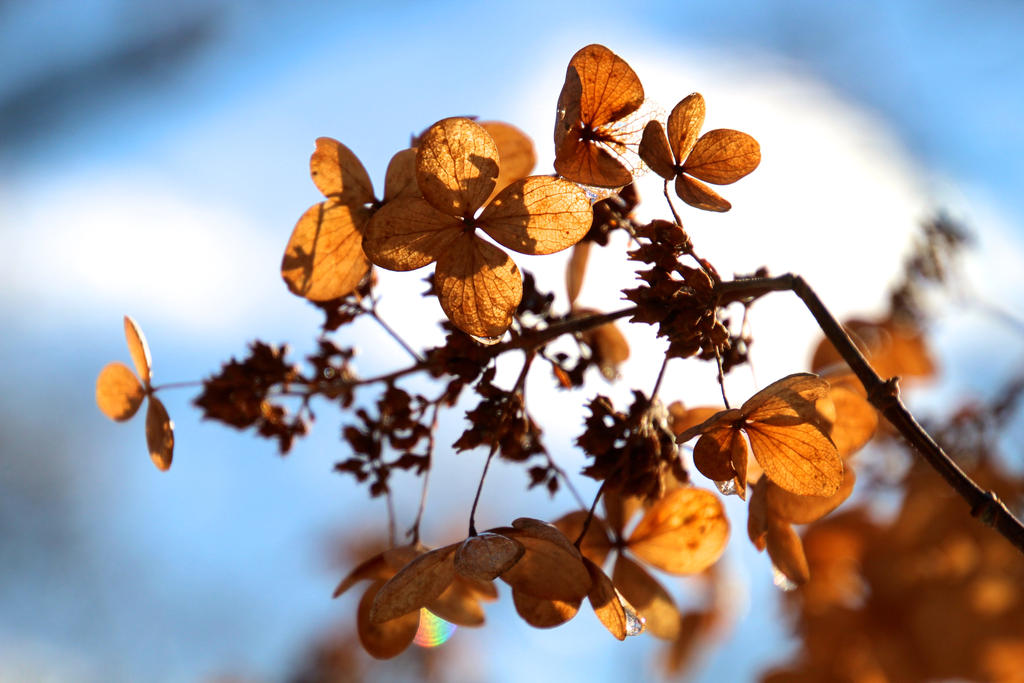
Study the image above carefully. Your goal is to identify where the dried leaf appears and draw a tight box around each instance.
[416,118,499,217]
[310,137,375,204]
[145,395,174,472]
[666,93,705,164]
[434,234,523,338]
[613,554,680,640]
[639,120,675,180]
[123,316,152,387]
[382,148,420,202]
[454,533,525,581]
[626,487,730,575]
[96,362,145,422]
[357,581,419,659]
[479,176,592,255]
[742,373,832,421]
[362,197,461,271]
[424,579,486,626]
[480,121,536,199]
[369,544,456,623]
[765,519,810,585]
[281,200,372,300]
[683,129,761,184]
[765,467,856,525]
[511,587,581,628]
[674,174,731,212]
[500,519,592,601]
[333,552,393,598]
[565,241,591,306]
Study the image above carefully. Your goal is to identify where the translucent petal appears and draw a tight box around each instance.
[96,362,144,422]
[626,487,730,575]
[382,148,420,202]
[683,129,761,185]
[145,395,174,471]
[123,315,152,387]
[281,200,371,300]
[675,174,731,212]
[638,120,675,180]
[310,137,375,204]
[667,93,706,164]
[416,118,499,217]
[434,234,522,338]
[479,176,592,255]
[362,197,462,271]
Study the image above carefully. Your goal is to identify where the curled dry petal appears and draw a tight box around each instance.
[747,478,768,551]
[479,176,592,255]
[310,137,375,205]
[639,120,675,180]
[145,396,174,472]
[555,136,634,190]
[416,118,499,218]
[584,557,637,640]
[765,466,856,525]
[123,315,152,387]
[382,148,420,202]
[612,554,680,640]
[675,174,731,212]
[500,518,592,602]
[358,581,419,660]
[626,487,730,575]
[692,424,742,482]
[362,197,462,271]
[434,234,523,338]
[667,93,705,164]
[683,129,761,185]
[455,532,525,581]
[96,362,145,421]
[765,519,810,585]
[281,201,371,301]
[511,587,581,628]
[480,121,536,200]
[370,544,457,623]
[668,404,724,438]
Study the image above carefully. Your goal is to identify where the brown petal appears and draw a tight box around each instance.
[382,148,420,202]
[416,118,499,217]
[500,518,592,602]
[454,532,525,581]
[382,545,424,572]
[479,176,592,255]
[369,544,457,623]
[552,510,614,567]
[683,129,761,184]
[603,488,643,538]
[765,519,810,585]
[357,582,419,659]
[675,408,740,444]
[668,403,722,438]
[424,580,486,627]
[123,316,152,387]
[281,200,372,301]
[742,373,832,423]
[612,554,680,640]
[744,420,842,497]
[310,137,375,204]
[333,551,393,598]
[675,174,731,212]
[626,487,730,575]
[96,362,145,421]
[145,396,174,472]
[554,134,633,189]
[567,44,644,129]
[480,121,536,200]
[638,120,675,180]
[511,587,581,628]
[747,478,768,551]
[362,197,461,271]
[692,425,741,483]
[565,241,590,307]
[579,317,630,381]
[434,234,522,338]
[819,379,878,458]
[667,93,706,165]
[584,557,627,640]
[765,467,856,525]
[457,575,499,602]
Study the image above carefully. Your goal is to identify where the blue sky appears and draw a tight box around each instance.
[1,1,1022,681]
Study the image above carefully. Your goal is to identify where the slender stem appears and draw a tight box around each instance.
[714,351,731,409]
[385,488,397,547]
[717,273,1024,554]
[151,380,203,391]
[663,179,683,227]
[468,443,499,537]
[409,400,442,545]
[368,308,423,363]
[576,480,607,548]
[651,355,670,400]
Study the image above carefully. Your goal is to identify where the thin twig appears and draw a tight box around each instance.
[151,380,203,391]
[468,443,499,537]
[367,308,423,362]
[409,400,442,545]
[575,480,607,548]
[651,355,670,400]
[716,273,1024,554]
